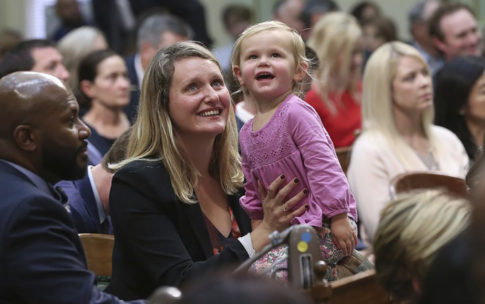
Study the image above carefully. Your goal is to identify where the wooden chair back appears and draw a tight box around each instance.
[79,233,114,276]
[389,171,468,199]
[307,264,390,304]
[335,146,352,174]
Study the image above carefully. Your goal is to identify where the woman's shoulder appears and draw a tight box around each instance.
[116,158,167,179]
[352,131,382,151]
[430,125,461,141]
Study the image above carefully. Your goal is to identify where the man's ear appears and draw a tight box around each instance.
[233,65,244,86]
[432,36,448,54]
[13,124,37,152]
[80,80,94,99]
[294,61,309,83]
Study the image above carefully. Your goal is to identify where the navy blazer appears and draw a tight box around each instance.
[0,161,143,303]
[106,159,251,300]
[124,55,140,124]
[56,173,112,234]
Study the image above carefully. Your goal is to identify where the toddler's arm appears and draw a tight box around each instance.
[288,101,357,222]
[330,213,358,256]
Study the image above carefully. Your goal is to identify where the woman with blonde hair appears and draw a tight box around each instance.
[347,41,469,246]
[374,189,471,303]
[305,12,363,147]
[106,41,308,300]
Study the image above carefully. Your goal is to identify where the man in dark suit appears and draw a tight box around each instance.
[0,39,103,164]
[124,13,191,123]
[57,128,131,234]
[0,71,143,303]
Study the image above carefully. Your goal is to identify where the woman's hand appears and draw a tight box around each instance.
[250,175,308,252]
[330,213,358,256]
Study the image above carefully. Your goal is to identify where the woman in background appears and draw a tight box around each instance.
[79,49,130,155]
[305,12,363,147]
[434,56,485,161]
[347,42,469,246]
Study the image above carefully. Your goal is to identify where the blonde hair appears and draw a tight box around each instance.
[361,41,441,169]
[112,41,243,204]
[307,12,362,114]
[373,189,471,301]
[58,26,107,91]
[231,20,308,97]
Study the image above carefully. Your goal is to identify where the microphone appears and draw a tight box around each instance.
[234,224,323,290]
[287,225,321,290]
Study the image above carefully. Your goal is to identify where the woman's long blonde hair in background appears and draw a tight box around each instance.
[112,41,243,204]
[307,12,362,114]
[361,41,445,169]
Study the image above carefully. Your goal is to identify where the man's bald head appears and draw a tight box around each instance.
[0,71,90,182]
[0,72,66,137]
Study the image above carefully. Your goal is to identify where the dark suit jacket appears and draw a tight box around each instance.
[56,174,112,234]
[106,159,251,300]
[0,161,143,303]
[124,55,140,124]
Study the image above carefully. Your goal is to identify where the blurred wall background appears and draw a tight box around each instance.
[0,0,482,50]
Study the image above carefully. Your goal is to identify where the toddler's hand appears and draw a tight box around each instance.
[330,214,357,256]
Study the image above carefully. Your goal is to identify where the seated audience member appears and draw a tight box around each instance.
[124,13,192,123]
[350,1,381,25]
[51,0,89,41]
[374,189,471,303]
[79,49,131,156]
[434,56,485,161]
[305,12,363,147]
[299,0,339,41]
[212,4,252,74]
[0,39,103,164]
[272,0,305,33]
[177,272,312,304]
[0,39,70,85]
[361,16,397,67]
[58,26,108,113]
[347,42,469,246]
[0,71,143,303]
[428,2,482,63]
[56,128,131,234]
[408,0,443,76]
[106,42,308,300]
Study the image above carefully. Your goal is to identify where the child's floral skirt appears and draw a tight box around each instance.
[249,221,372,281]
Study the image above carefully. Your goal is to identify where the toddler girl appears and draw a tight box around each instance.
[232,21,360,280]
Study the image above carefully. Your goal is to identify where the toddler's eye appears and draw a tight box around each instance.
[248,54,257,60]
[271,53,281,58]
[212,79,224,88]
[186,83,198,92]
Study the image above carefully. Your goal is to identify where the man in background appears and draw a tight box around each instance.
[408,0,443,75]
[0,39,70,85]
[429,2,482,63]
[124,13,192,122]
